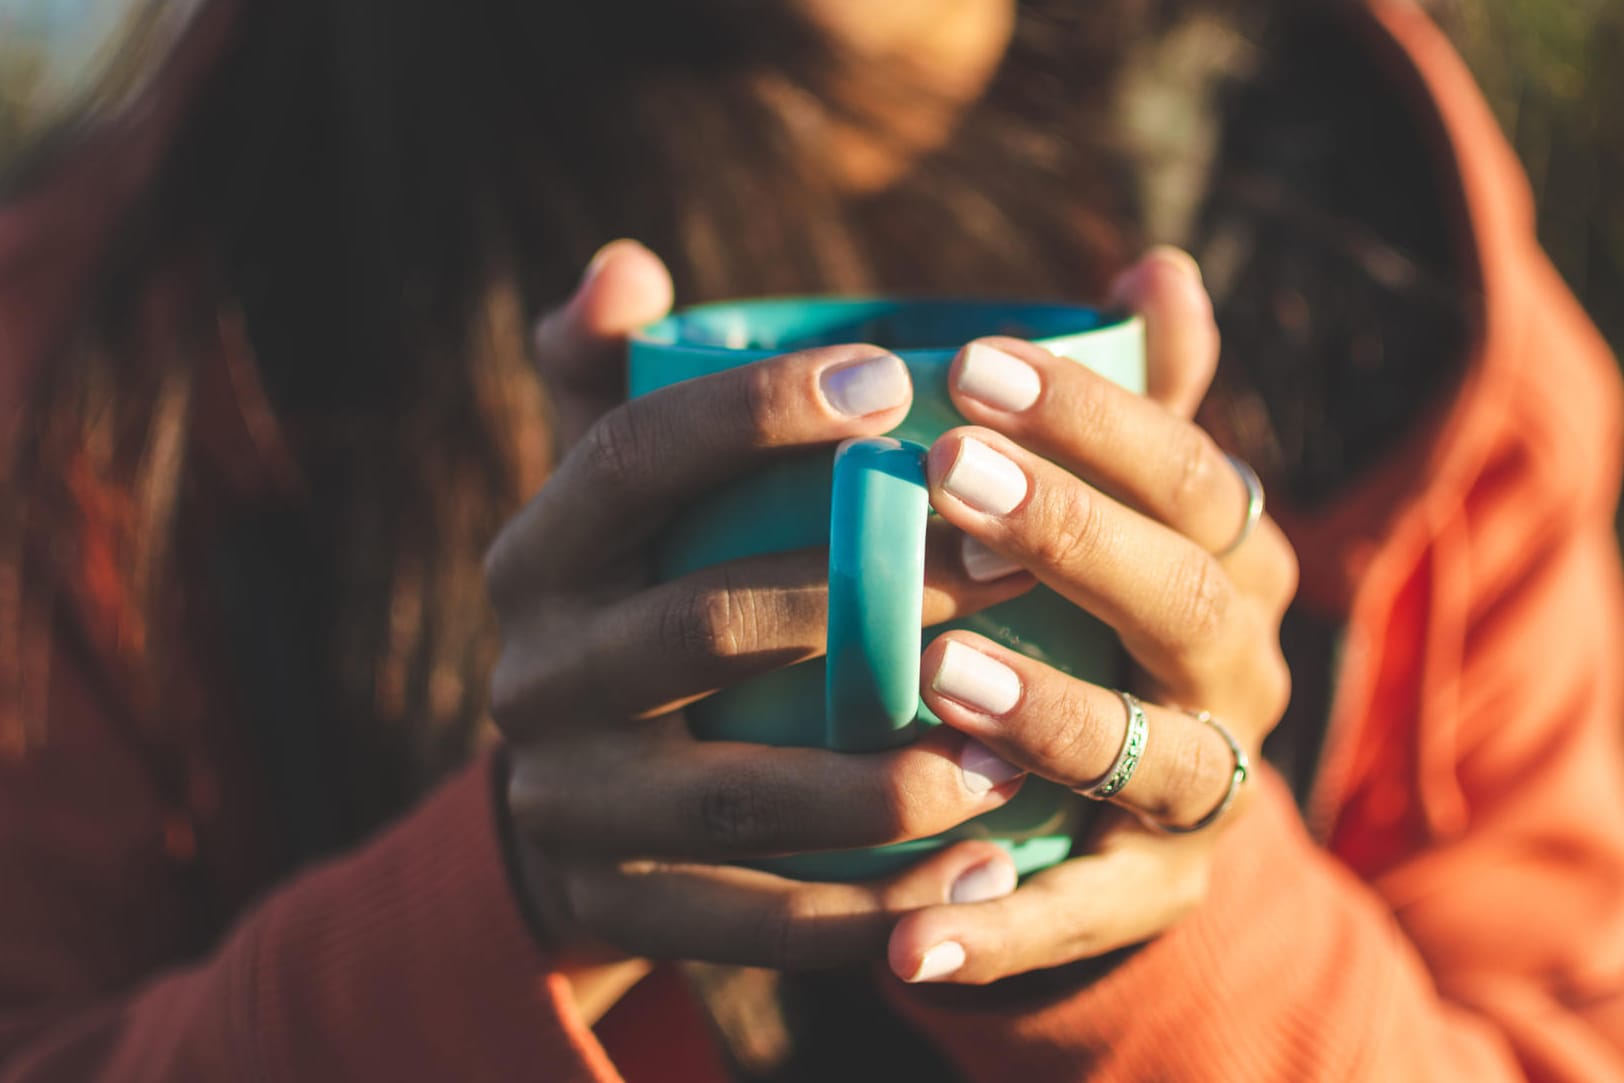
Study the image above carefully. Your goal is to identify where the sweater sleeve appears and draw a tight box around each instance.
[887,415,1624,1079]
[0,6,623,1078]
[891,683,1624,1082]
[884,131,1624,1083]
[0,628,624,1083]
[888,1,1624,1075]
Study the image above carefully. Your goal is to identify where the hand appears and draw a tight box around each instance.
[488,253,1043,999]
[531,239,675,454]
[886,248,1298,985]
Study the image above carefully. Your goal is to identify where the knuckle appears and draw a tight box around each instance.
[506,760,566,845]
[562,869,623,942]
[1060,917,1111,961]
[505,767,541,826]
[697,773,781,853]
[661,581,742,661]
[1166,551,1232,654]
[1269,533,1301,615]
[735,361,789,448]
[1029,690,1111,784]
[871,760,939,840]
[765,885,884,970]
[1167,729,1216,823]
[1064,375,1114,444]
[585,403,661,494]
[488,653,526,731]
[755,894,816,970]
[1260,646,1293,726]
[490,635,584,734]
[658,569,770,663]
[1168,427,1222,520]
[483,514,541,610]
[1029,488,1104,573]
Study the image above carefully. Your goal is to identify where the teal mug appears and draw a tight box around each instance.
[628,298,1145,881]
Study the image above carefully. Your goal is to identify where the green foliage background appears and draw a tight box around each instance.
[1442,0,1624,363]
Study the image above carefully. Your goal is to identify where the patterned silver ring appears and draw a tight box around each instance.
[1079,690,1148,800]
[1157,710,1251,834]
[1217,454,1265,558]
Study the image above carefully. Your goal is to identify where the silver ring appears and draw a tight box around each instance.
[1158,710,1250,834]
[1217,454,1264,558]
[1080,691,1148,800]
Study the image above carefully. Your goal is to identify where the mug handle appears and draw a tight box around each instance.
[825,437,932,752]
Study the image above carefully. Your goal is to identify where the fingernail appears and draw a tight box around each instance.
[936,642,1022,716]
[1149,244,1204,286]
[581,239,628,286]
[906,941,967,983]
[942,438,1027,515]
[1109,246,1204,306]
[957,343,1041,412]
[950,860,1018,905]
[961,536,1023,582]
[959,740,1025,797]
[820,355,911,417]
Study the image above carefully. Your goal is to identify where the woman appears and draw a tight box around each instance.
[2,0,1621,1079]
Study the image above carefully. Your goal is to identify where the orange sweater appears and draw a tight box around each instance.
[2,2,1623,1080]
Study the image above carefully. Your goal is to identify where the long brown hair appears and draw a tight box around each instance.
[10,0,1160,859]
[7,2,1475,1076]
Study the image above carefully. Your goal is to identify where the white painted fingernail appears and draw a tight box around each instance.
[959,740,1025,797]
[942,438,1027,515]
[961,536,1024,582]
[906,941,967,983]
[957,343,1041,412]
[950,860,1018,905]
[820,355,910,416]
[935,641,1022,716]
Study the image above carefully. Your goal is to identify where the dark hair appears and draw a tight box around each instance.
[11,0,1472,851]
[12,0,1166,857]
[7,1,1474,1073]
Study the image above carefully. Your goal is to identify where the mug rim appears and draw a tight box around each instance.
[629,294,1138,357]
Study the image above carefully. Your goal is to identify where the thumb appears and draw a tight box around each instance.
[534,239,674,392]
[1109,246,1218,420]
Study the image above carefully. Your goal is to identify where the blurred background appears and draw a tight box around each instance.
[1441,0,1624,366]
[1,1,1619,454]
[1437,0,1624,531]
[2,1,1618,360]
[4,2,1617,336]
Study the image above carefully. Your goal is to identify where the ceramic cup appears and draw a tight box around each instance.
[628,298,1144,880]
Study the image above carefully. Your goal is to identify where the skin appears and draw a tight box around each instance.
[488,0,1298,1022]
[491,240,1295,1018]
[801,0,1017,191]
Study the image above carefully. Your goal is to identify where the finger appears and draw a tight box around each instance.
[926,427,1259,690]
[533,239,674,393]
[888,820,1217,984]
[1108,246,1217,419]
[532,240,674,450]
[563,841,1014,970]
[920,632,1249,830]
[491,524,1034,734]
[946,335,1256,559]
[485,344,913,595]
[1226,515,1298,622]
[506,724,1027,861]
